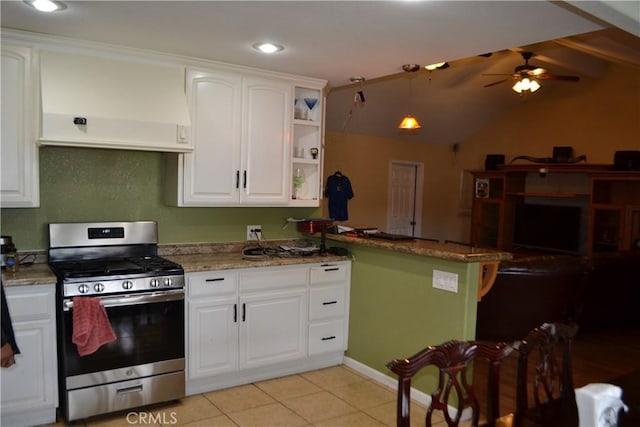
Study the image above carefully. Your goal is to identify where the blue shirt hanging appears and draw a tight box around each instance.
[325,172,354,221]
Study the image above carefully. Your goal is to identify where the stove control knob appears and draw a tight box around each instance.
[94,283,105,293]
[150,279,160,287]
[163,278,173,287]
[78,284,90,294]
[122,280,134,290]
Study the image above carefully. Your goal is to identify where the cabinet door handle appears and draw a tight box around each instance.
[233,304,237,323]
[242,303,246,322]
[243,171,247,189]
[324,267,339,272]
[205,278,225,282]
[321,336,336,341]
[236,171,240,189]
[322,301,338,305]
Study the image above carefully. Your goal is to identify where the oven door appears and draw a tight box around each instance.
[61,289,184,380]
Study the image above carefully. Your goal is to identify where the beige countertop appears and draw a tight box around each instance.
[2,263,57,287]
[2,240,350,287]
[165,252,350,273]
[1,236,504,286]
[323,234,512,263]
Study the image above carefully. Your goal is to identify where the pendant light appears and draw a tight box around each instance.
[398,64,422,130]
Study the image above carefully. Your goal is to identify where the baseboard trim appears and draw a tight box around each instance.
[343,356,471,421]
[343,356,431,406]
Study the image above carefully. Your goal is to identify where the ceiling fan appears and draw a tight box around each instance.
[483,51,580,89]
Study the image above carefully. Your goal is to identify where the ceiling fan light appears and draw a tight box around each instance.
[512,80,524,93]
[398,114,422,130]
[512,77,541,94]
[529,79,541,92]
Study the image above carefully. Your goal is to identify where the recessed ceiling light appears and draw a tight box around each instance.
[24,0,67,12]
[252,42,284,54]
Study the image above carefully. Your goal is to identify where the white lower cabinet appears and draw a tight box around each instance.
[186,261,350,395]
[187,270,238,379]
[239,287,307,369]
[308,263,351,355]
[1,284,58,427]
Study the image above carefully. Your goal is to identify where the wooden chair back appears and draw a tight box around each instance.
[387,340,512,427]
[513,322,579,413]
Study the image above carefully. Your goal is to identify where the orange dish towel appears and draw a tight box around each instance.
[72,297,117,356]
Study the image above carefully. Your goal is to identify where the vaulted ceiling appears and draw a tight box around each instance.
[2,1,639,145]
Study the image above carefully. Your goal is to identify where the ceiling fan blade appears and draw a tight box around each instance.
[484,79,509,87]
[482,73,516,76]
[537,73,580,82]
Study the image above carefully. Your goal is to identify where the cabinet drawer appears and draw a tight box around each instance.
[309,286,345,320]
[240,267,307,292]
[309,320,344,355]
[5,287,53,322]
[310,264,348,284]
[188,271,237,297]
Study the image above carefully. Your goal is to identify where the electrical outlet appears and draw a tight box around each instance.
[247,225,262,241]
[432,269,458,293]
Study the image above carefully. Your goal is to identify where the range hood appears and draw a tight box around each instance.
[39,50,192,152]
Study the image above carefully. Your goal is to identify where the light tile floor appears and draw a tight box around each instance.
[43,365,451,427]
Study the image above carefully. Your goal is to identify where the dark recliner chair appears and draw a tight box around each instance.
[476,255,589,341]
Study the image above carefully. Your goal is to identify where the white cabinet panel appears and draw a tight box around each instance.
[310,264,349,284]
[309,285,345,320]
[188,297,238,378]
[1,44,39,208]
[1,284,57,426]
[188,270,238,297]
[239,266,307,292]
[241,77,291,205]
[309,319,345,355]
[169,69,293,207]
[181,69,242,205]
[239,288,307,369]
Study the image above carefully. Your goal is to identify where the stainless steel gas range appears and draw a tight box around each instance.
[48,221,185,422]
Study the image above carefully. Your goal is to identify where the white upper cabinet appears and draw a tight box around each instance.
[1,44,39,208]
[241,76,291,205]
[39,50,192,152]
[180,68,243,205]
[167,68,295,207]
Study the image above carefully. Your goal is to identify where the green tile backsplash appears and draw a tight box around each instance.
[0,146,319,250]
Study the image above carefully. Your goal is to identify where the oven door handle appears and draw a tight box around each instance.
[63,289,184,311]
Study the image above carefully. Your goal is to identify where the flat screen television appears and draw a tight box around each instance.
[513,203,581,253]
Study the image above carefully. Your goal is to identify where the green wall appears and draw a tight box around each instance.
[0,146,320,250]
[340,243,480,393]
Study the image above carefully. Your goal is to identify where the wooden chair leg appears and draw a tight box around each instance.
[397,377,411,427]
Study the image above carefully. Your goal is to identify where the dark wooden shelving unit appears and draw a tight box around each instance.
[470,164,640,255]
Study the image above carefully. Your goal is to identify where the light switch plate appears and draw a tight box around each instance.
[432,270,458,293]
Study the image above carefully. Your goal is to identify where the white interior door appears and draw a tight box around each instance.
[387,161,423,236]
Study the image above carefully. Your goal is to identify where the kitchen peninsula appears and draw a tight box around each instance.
[321,233,511,395]
[2,234,511,422]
